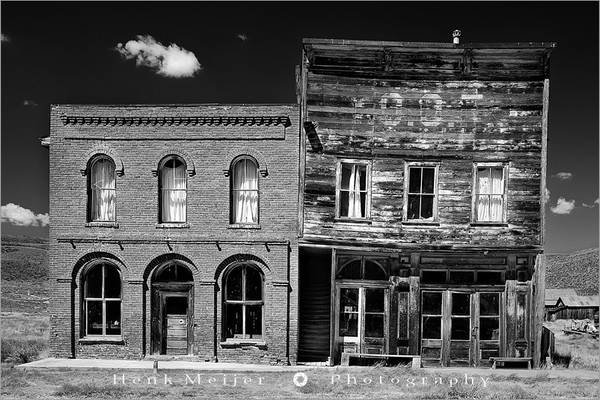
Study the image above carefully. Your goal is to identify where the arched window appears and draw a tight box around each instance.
[223,264,263,340]
[337,257,387,280]
[231,157,259,224]
[82,262,121,336]
[88,156,116,222]
[159,157,187,223]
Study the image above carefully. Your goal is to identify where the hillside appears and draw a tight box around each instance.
[546,248,599,296]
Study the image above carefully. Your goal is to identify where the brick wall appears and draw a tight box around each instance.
[48,104,299,364]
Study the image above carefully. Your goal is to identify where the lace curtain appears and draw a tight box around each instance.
[161,158,187,222]
[90,158,116,221]
[476,167,504,222]
[232,158,258,223]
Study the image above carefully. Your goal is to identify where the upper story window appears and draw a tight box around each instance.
[159,156,187,223]
[473,163,508,223]
[405,163,438,222]
[231,156,259,224]
[336,160,371,220]
[88,156,116,222]
[82,262,121,337]
[223,263,264,340]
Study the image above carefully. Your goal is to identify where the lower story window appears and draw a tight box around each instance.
[224,263,264,340]
[83,262,122,336]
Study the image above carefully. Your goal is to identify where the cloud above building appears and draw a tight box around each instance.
[115,35,201,78]
[550,197,576,215]
[237,33,248,41]
[582,198,599,208]
[1,203,49,226]
[552,172,573,180]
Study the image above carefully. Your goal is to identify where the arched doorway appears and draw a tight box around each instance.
[151,262,194,355]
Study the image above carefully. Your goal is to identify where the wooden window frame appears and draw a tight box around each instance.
[335,159,372,222]
[230,156,260,226]
[471,162,509,225]
[158,156,188,224]
[403,162,440,223]
[82,262,122,338]
[87,155,117,223]
[222,263,265,342]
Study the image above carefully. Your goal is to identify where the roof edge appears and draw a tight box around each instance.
[302,37,557,49]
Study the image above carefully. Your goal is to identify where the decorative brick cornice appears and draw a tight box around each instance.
[59,114,291,127]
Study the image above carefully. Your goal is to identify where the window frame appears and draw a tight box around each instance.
[222,263,265,342]
[81,261,122,338]
[230,155,260,226]
[87,155,117,223]
[335,159,372,221]
[403,161,440,223]
[158,156,188,224]
[471,162,509,225]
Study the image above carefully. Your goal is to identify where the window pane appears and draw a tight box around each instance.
[360,192,367,217]
[86,301,103,335]
[452,293,470,316]
[340,164,352,190]
[155,264,192,282]
[245,305,262,338]
[422,316,441,339]
[422,292,442,315]
[339,191,349,217]
[422,270,446,284]
[104,266,121,298]
[480,317,499,340]
[85,265,103,298]
[245,267,262,301]
[358,165,367,190]
[340,288,359,311]
[364,260,386,280]
[106,301,121,335]
[226,267,243,300]
[478,271,504,285]
[339,312,358,337]
[407,195,420,219]
[480,293,500,315]
[225,304,243,338]
[477,167,491,195]
[422,168,435,193]
[449,271,475,285]
[490,195,503,222]
[339,260,361,279]
[451,318,470,340]
[421,195,433,219]
[408,168,421,193]
[365,314,384,338]
[365,288,384,313]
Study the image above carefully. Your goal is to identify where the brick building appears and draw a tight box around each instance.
[44,104,299,364]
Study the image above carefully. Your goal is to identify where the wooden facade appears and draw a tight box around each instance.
[297,39,554,367]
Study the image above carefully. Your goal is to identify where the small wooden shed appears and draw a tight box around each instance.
[544,289,576,320]
[549,295,599,321]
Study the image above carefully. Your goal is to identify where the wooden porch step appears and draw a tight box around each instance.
[490,357,532,369]
[340,352,422,368]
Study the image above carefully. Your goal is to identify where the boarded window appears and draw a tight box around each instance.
[337,161,370,219]
[83,262,121,337]
[406,166,437,221]
[224,264,264,340]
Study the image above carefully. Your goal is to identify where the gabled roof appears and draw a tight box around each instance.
[545,288,577,306]
[556,295,600,308]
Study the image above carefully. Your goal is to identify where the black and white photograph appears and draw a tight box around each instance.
[1,1,598,399]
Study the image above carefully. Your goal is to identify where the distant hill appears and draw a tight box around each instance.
[546,248,599,296]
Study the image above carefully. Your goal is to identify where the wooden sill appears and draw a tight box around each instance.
[220,339,266,348]
[334,218,372,225]
[79,336,124,345]
[228,224,261,229]
[155,223,190,229]
[470,222,509,227]
[402,220,440,226]
[85,221,119,228]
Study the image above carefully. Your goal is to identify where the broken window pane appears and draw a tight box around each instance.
[422,316,441,339]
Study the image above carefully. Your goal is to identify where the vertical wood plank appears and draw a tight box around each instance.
[329,248,337,365]
[408,276,420,355]
[505,280,516,357]
[442,290,451,366]
[532,254,546,368]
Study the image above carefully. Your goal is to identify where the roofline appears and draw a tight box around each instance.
[302,38,557,50]
[50,103,298,108]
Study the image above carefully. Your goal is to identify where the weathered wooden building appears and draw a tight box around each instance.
[549,295,600,321]
[297,38,554,367]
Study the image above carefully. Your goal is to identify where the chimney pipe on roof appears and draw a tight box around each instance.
[452,30,461,45]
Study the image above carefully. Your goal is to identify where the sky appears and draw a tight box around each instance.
[1,1,598,253]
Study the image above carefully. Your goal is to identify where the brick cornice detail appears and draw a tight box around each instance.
[59,115,291,127]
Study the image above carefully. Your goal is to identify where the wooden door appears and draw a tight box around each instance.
[361,287,387,354]
[151,286,193,355]
[164,296,188,355]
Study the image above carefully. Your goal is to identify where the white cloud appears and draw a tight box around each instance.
[582,197,599,208]
[552,172,573,180]
[237,33,248,41]
[116,35,201,78]
[1,203,49,226]
[1,33,9,43]
[23,99,38,107]
[550,197,576,215]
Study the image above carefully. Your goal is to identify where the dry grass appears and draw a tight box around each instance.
[544,320,600,369]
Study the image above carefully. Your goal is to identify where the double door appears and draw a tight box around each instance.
[421,290,502,367]
[335,284,389,358]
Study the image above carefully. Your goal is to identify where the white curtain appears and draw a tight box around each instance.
[477,167,504,222]
[233,159,258,223]
[347,165,363,218]
[161,159,187,222]
[91,158,115,221]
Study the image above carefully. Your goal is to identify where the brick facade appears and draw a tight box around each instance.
[48,104,299,364]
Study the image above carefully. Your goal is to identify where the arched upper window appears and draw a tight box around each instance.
[153,262,193,283]
[223,263,264,340]
[230,157,259,224]
[88,156,116,222]
[159,156,187,223]
[337,257,387,280]
[82,262,121,336]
